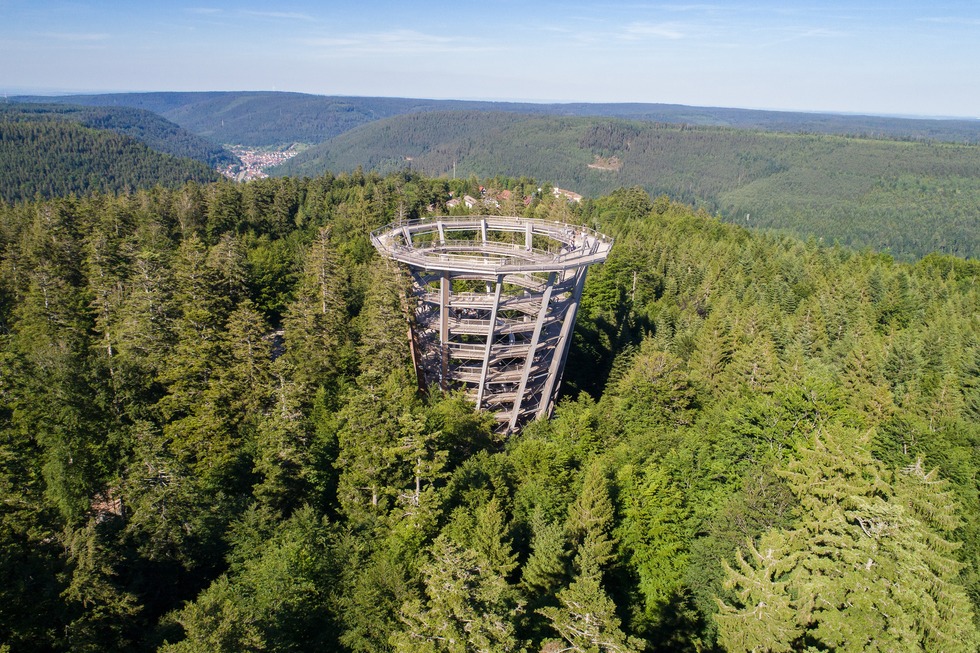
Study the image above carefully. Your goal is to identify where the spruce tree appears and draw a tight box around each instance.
[282,226,349,400]
[616,462,689,625]
[567,460,617,574]
[538,567,642,653]
[391,534,523,653]
[522,507,568,595]
[539,459,641,653]
[716,426,980,652]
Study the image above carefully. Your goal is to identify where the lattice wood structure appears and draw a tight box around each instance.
[371,216,613,433]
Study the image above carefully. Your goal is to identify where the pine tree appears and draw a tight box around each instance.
[111,242,175,417]
[159,576,266,653]
[391,534,524,653]
[156,235,249,488]
[162,506,337,652]
[8,199,105,522]
[60,521,142,652]
[609,344,697,437]
[686,309,735,394]
[722,316,780,397]
[715,534,802,653]
[522,507,568,595]
[356,260,412,389]
[567,461,617,575]
[252,357,314,517]
[335,373,418,520]
[387,406,447,531]
[538,567,643,653]
[470,498,518,578]
[119,419,220,568]
[215,298,273,421]
[616,463,689,625]
[282,226,349,398]
[538,454,642,650]
[893,459,979,652]
[337,541,413,653]
[715,426,980,652]
[81,199,132,387]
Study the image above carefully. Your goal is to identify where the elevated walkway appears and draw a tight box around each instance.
[373,215,613,434]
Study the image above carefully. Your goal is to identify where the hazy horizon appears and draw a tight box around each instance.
[6,87,978,123]
[3,1,979,120]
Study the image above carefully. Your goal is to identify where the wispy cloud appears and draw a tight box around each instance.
[621,21,687,40]
[919,16,980,26]
[303,29,496,56]
[38,32,109,42]
[243,10,315,21]
[751,25,847,49]
[657,4,724,11]
[187,7,222,15]
[797,27,846,38]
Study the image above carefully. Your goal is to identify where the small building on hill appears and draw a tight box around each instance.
[553,187,583,203]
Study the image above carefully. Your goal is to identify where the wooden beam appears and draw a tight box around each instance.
[439,271,450,391]
[475,274,504,408]
[536,268,588,420]
[508,272,556,432]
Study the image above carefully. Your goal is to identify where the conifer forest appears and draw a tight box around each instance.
[1,171,979,652]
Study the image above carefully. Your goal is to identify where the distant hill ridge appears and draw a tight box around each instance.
[8,91,980,260]
[12,91,980,147]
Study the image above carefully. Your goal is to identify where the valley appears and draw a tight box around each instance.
[14,91,978,261]
[222,144,303,181]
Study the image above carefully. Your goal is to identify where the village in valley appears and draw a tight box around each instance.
[221,144,302,181]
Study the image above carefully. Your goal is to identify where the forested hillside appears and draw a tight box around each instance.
[15,91,980,147]
[277,111,980,261]
[13,92,505,147]
[14,93,980,261]
[1,172,978,652]
[0,120,220,203]
[0,103,237,168]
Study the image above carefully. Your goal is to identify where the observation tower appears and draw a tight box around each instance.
[371,215,613,433]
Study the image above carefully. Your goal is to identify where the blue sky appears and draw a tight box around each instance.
[2,1,979,118]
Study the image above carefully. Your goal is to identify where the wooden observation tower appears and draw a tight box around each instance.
[371,215,613,434]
